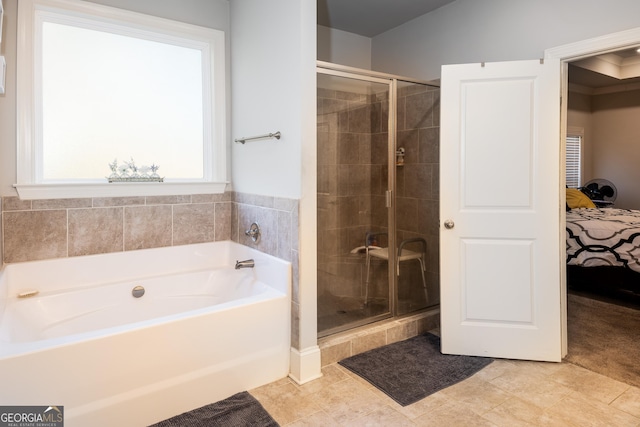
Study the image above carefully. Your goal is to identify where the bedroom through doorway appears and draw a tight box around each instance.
[560,30,640,385]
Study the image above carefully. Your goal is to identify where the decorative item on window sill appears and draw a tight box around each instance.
[107,158,164,183]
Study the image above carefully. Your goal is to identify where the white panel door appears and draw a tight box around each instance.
[440,59,563,361]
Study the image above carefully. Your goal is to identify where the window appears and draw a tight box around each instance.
[16,0,226,199]
[565,129,583,188]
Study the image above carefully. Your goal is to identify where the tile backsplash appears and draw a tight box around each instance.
[1,193,232,263]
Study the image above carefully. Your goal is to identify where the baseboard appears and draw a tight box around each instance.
[288,346,322,385]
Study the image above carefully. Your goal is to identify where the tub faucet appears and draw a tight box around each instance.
[235,259,255,269]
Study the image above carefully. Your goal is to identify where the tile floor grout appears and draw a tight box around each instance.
[250,332,640,426]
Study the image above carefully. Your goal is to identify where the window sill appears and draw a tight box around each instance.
[13,182,228,200]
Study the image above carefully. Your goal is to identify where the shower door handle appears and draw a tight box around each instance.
[444,219,455,229]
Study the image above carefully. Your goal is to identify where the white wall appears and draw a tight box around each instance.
[83,0,228,29]
[567,89,594,184]
[591,89,640,209]
[372,0,640,81]
[0,0,231,196]
[0,0,18,196]
[317,25,371,70]
[230,0,316,200]
[230,0,320,382]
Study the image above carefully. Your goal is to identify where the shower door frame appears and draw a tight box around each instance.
[316,65,397,327]
[317,61,437,333]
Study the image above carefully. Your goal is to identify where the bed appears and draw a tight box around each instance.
[566,206,640,297]
[566,207,640,271]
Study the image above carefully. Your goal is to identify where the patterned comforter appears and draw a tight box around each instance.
[566,208,640,273]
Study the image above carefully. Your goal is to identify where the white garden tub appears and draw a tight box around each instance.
[0,241,291,427]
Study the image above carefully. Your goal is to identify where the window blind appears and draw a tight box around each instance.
[566,135,582,188]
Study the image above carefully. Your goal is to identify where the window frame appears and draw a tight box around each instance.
[565,126,584,189]
[16,0,227,199]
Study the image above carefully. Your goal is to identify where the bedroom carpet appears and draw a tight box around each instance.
[567,293,640,388]
[338,332,493,406]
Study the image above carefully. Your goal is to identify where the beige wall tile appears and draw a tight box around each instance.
[32,198,92,210]
[124,205,172,251]
[387,321,417,344]
[69,208,124,257]
[237,203,278,256]
[2,197,32,211]
[320,341,351,366]
[352,330,386,355]
[291,249,299,304]
[417,313,439,334]
[214,202,231,241]
[172,203,215,246]
[93,196,145,207]
[3,210,67,263]
[277,210,292,261]
[405,91,435,129]
[192,193,230,204]
[146,195,192,205]
[0,199,2,267]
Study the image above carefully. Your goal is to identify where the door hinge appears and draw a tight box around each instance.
[385,190,392,208]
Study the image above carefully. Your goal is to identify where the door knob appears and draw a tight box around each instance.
[444,219,455,229]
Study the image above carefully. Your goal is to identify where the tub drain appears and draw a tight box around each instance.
[132,285,145,298]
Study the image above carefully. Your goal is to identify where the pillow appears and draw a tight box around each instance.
[566,188,596,209]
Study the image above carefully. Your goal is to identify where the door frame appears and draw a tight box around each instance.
[316,65,397,333]
[545,27,640,356]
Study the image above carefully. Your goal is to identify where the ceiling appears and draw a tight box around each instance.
[316,1,640,91]
[317,0,456,37]
[569,47,640,90]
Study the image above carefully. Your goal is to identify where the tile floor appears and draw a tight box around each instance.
[250,337,640,426]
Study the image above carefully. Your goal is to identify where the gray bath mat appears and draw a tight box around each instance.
[149,391,279,427]
[339,333,493,406]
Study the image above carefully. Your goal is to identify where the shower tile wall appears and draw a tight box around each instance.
[395,84,441,310]
[317,86,388,318]
[0,191,301,348]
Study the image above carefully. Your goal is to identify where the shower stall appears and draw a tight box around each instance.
[317,62,440,337]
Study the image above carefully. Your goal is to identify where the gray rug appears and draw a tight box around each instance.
[339,333,493,406]
[149,391,279,427]
[566,293,640,387]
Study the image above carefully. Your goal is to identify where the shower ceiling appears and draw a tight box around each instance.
[317,0,456,37]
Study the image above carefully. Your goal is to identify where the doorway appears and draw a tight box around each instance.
[438,27,640,361]
[549,28,640,356]
[316,62,440,337]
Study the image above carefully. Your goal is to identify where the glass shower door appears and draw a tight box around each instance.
[317,71,393,337]
[394,80,440,316]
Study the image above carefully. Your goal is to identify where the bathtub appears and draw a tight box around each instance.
[0,241,291,427]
